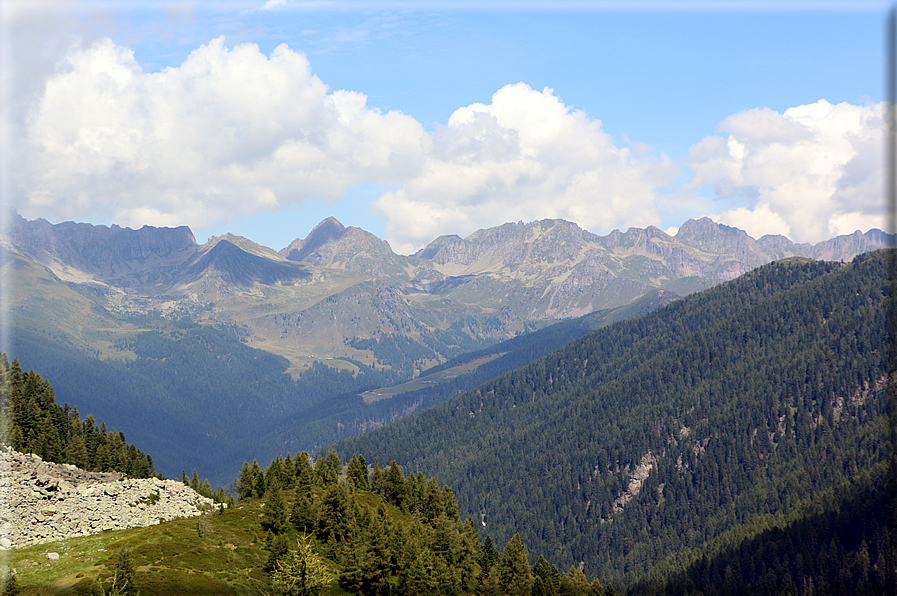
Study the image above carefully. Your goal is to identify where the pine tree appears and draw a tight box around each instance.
[500,533,533,596]
[251,460,266,497]
[405,548,439,593]
[559,565,590,595]
[264,532,290,573]
[237,461,254,500]
[295,452,315,487]
[371,460,384,494]
[481,534,500,575]
[321,447,342,485]
[383,461,406,509]
[318,482,350,544]
[65,433,89,469]
[109,549,137,596]
[291,487,319,533]
[346,454,370,490]
[533,555,560,596]
[261,478,288,535]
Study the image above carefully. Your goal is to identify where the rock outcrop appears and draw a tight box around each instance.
[0,446,215,549]
[2,209,196,285]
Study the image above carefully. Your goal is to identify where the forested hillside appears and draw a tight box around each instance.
[2,351,617,595]
[333,252,894,589]
[0,353,155,478]
[227,449,616,595]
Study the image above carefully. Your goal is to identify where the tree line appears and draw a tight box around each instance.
[237,448,618,595]
[0,353,155,478]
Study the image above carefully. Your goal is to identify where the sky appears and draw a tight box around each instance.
[0,0,891,255]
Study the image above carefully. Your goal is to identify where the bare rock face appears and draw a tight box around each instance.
[0,446,215,549]
[2,210,196,284]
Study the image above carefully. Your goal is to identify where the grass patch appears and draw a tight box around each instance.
[8,494,349,595]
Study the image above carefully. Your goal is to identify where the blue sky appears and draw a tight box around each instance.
[1,1,890,253]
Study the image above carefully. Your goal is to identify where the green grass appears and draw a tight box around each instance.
[8,494,349,596]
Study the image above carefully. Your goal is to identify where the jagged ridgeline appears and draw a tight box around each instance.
[0,354,155,478]
[333,251,895,590]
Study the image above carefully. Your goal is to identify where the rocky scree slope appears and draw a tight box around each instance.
[0,446,214,549]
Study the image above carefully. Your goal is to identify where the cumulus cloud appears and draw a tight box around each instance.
[16,37,426,230]
[685,100,885,243]
[373,83,679,254]
[14,33,886,253]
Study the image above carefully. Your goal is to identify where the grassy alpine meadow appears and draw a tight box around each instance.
[7,494,348,596]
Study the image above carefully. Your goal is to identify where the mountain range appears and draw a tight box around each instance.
[0,210,890,483]
[4,210,889,369]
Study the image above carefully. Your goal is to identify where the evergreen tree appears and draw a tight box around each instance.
[559,565,591,596]
[321,447,342,485]
[533,555,560,596]
[251,460,266,498]
[295,452,315,487]
[261,478,288,535]
[317,482,351,545]
[291,487,319,533]
[237,461,255,500]
[383,461,406,509]
[65,433,89,469]
[110,549,137,596]
[264,533,290,573]
[346,454,369,491]
[500,533,533,595]
[481,534,500,576]
[480,566,503,596]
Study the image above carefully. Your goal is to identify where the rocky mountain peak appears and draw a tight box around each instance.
[279,217,393,271]
[675,217,747,245]
[413,234,468,262]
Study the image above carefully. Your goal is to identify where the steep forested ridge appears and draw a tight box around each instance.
[628,461,894,595]
[333,252,893,588]
[0,353,155,478]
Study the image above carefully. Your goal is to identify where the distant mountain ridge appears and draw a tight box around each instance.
[2,214,196,284]
[3,209,891,368]
[1,209,891,481]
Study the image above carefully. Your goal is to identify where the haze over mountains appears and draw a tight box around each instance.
[0,210,890,483]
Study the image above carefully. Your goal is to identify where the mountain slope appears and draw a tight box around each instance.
[331,251,892,585]
[3,211,891,489]
[183,239,309,288]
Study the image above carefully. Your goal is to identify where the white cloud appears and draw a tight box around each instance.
[685,100,885,243]
[12,30,886,253]
[16,36,426,231]
[373,83,679,254]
